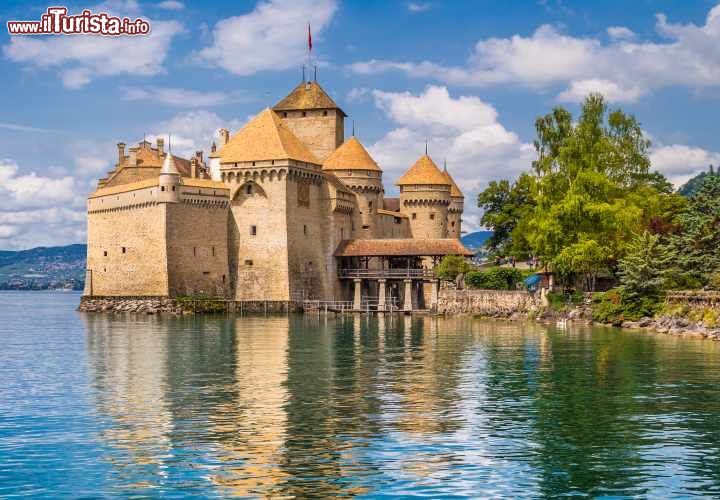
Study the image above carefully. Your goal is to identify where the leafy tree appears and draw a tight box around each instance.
[617,231,674,299]
[465,267,524,290]
[435,255,472,281]
[477,173,535,255]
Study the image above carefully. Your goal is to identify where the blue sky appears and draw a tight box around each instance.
[1,0,719,249]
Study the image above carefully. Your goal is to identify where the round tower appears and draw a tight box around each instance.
[158,153,181,203]
[323,136,383,237]
[442,164,464,239]
[397,154,451,239]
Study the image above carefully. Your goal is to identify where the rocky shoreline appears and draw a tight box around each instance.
[78,297,186,314]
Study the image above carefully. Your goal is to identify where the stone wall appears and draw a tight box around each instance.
[437,289,541,316]
[278,108,343,163]
[78,296,183,314]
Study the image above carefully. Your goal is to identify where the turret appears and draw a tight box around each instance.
[323,136,383,236]
[396,154,451,239]
[158,153,180,203]
[442,163,464,239]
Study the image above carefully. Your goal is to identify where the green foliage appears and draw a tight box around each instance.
[591,288,662,325]
[435,255,472,281]
[678,165,718,197]
[477,173,535,255]
[176,294,227,313]
[547,291,584,312]
[465,267,524,290]
[617,231,674,299]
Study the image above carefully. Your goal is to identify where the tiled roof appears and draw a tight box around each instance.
[273,81,345,115]
[334,238,473,257]
[322,137,381,172]
[442,168,464,198]
[88,178,158,198]
[382,197,400,211]
[220,108,320,165]
[323,172,355,195]
[181,178,228,190]
[395,155,451,186]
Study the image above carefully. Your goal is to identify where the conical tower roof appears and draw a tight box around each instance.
[396,154,450,186]
[322,137,381,172]
[442,167,463,198]
[160,153,179,175]
[220,108,319,164]
[273,81,347,116]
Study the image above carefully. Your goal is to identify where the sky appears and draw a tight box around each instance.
[1,0,720,250]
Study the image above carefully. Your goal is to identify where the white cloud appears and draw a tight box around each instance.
[407,2,431,12]
[3,1,182,89]
[157,0,185,10]
[366,86,535,232]
[557,78,643,103]
[607,26,636,41]
[650,144,720,186]
[151,110,244,158]
[0,159,87,249]
[349,5,720,103]
[121,86,250,107]
[193,0,337,76]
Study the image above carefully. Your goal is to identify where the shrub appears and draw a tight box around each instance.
[547,291,584,312]
[591,288,662,325]
[465,267,524,290]
[435,255,472,281]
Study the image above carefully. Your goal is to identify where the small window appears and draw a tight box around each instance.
[161,186,165,192]
[323,110,328,116]
[368,201,373,211]
[222,274,226,283]
[193,247,197,257]
[252,161,256,166]
[412,213,417,220]
[103,250,107,257]
[303,225,308,236]
[340,228,344,239]
[394,217,401,224]
[283,112,288,118]
[430,213,435,220]
[250,225,257,236]
[302,111,306,117]
[244,259,253,266]
[212,246,216,256]
[121,247,126,254]
[362,225,369,230]
[172,186,176,191]
[245,184,252,195]
[203,271,210,276]
[451,221,456,227]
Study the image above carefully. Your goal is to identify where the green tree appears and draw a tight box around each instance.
[435,255,472,281]
[617,231,674,299]
[477,173,535,255]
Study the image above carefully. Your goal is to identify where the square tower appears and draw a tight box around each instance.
[273,81,346,163]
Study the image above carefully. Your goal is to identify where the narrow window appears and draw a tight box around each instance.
[172,186,176,191]
[302,111,306,117]
[323,110,328,116]
[222,274,226,283]
[103,250,107,257]
[368,201,373,212]
[250,225,257,236]
[283,112,288,118]
[303,225,308,236]
[340,228,344,239]
[161,186,165,192]
[451,221,456,227]
[212,246,215,256]
[412,213,417,220]
[362,225,369,230]
[122,247,126,254]
[244,259,253,266]
[245,184,252,195]
[193,247,197,257]
[430,213,435,220]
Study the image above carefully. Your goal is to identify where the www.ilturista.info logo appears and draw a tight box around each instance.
[7,6,150,36]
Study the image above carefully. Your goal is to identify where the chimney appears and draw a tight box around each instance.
[195,150,203,163]
[190,157,198,178]
[157,137,164,156]
[117,142,126,164]
[219,128,229,146]
[211,142,217,153]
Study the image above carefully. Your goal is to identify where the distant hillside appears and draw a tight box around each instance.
[461,231,493,251]
[0,244,86,290]
[679,168,718,197]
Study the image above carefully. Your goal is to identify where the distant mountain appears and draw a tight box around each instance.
[0,244,86,290]
[461,231,493,251]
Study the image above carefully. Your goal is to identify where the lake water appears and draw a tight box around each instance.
[2,291,720,498]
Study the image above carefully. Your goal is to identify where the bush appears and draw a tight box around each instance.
[465,267,524,290]
[435,255,472,281]
[547,291,584,312]
[591,288,662,325]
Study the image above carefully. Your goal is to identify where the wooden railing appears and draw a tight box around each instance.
[338,268,435,279]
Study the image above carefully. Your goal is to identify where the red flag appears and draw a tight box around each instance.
[308,23,312,52]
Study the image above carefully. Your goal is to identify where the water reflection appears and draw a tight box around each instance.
[79,312,720,497]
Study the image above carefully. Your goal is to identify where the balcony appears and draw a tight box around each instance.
[338,268,435,279]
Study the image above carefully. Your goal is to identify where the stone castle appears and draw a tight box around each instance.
[84,80,470,311]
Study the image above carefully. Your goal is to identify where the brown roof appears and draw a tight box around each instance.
[273,81,346,116]
[382,197,400,211]
[220,108,319,165]
[442,168,464,198]
[89,178,158,198]
[396,155,451,186]
[377,209,408,218]
[323,172,355,195]
[334,238,473,257]
[322,137,381,172]
[181,178,228,190]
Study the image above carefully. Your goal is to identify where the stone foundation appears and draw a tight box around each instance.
[78,296,185,314]
[437,289,541,316]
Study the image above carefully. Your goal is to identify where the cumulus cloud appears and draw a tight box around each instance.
[157,0,185,10]
[3,1,182,89]
[366,86,535,231]
[349,4,720,103]
[121,86,251,107]
[650,144,720,186]
[557,79,643,103]
[0,159,87,249]
[193,0,337,75]
[606,26,636,41]
[150,110,244,158]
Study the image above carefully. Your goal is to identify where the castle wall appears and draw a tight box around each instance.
[165,198,229,298]
[227,170,291,301]
[400,186,451,239]
[376,213,411,239]
[86,187,169,296]
[278,109,343,162]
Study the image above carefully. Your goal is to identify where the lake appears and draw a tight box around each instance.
[1,291,720,498]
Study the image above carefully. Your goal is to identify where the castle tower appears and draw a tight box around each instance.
[322,136,383,237]
[273,81,346,163]
[158,153,180,203]
[396,154,451,239]
[442,164,464,239]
